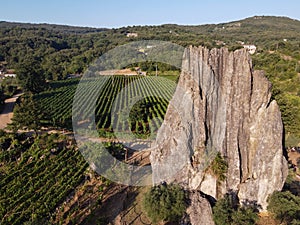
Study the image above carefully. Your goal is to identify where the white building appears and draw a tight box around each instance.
[126,33,138,38]
[4,74,16,78]
[243,45,257,55]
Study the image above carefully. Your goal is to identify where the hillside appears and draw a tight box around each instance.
[1,16,300,74]
[1,15,299,144]
[0,21,107,34]
[180,16,300,45]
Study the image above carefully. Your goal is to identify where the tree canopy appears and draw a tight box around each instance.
[213,193,258,225]
[143,184,187,223]
[16,57,47,93]
[268,191,300,224]
[10,94,44,133]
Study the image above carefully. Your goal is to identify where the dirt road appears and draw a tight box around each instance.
[0,93,22,130]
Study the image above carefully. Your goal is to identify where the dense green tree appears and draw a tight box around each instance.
[268,191,300,224]
[213,193,258,225]
[143,184,187,223]
[231,207,258,225]
[10,95,44,133]
[129,99,148,122]
[16,57,47,93]
[213,193,237,225]
[0,77,19,97]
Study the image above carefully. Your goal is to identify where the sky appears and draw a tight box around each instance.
[1,0,300,28]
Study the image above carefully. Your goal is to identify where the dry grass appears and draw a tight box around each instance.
[120,186,153,225]
[257,212,279,225]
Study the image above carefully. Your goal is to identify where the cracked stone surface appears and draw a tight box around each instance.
[150,47,288,216]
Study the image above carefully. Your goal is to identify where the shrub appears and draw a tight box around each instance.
[213,193,258,225]
[143,184,187,223]
[231,207,258,225]
[213,194,236,225]
[267,191,300,224]
[209,152,228,182]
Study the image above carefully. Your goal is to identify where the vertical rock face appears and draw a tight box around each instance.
[150,46,288,212]
[185,191,215,225]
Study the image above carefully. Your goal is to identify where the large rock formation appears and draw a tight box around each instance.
[150,46,288,213]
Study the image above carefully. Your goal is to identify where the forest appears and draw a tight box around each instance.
[1,16,299,145]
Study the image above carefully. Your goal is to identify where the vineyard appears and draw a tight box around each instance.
[0,75,178,224]
[36,75,177,139]
[0,132,88,224]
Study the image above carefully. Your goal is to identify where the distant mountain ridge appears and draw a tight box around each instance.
[0,21,108,34]
[1,15,300,35]
[160,16,300,44]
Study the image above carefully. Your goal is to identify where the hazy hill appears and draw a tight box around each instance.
[0,21,107,34]
[182,16,300,43]
[125,16,300,46]
[1,15,300,72]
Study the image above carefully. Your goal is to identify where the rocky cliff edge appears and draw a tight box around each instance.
[150,47,288,215]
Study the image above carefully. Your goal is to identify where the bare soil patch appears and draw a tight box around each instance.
[0,93,22,130]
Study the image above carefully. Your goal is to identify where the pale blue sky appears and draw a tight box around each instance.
[1,0,300,28]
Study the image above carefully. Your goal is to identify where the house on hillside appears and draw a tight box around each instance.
[3,69,16,78]
[243,45,257,54]
[126,33,138,38]
[4,74,16,78]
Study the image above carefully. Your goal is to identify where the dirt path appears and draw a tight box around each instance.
[0,93,22,130]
